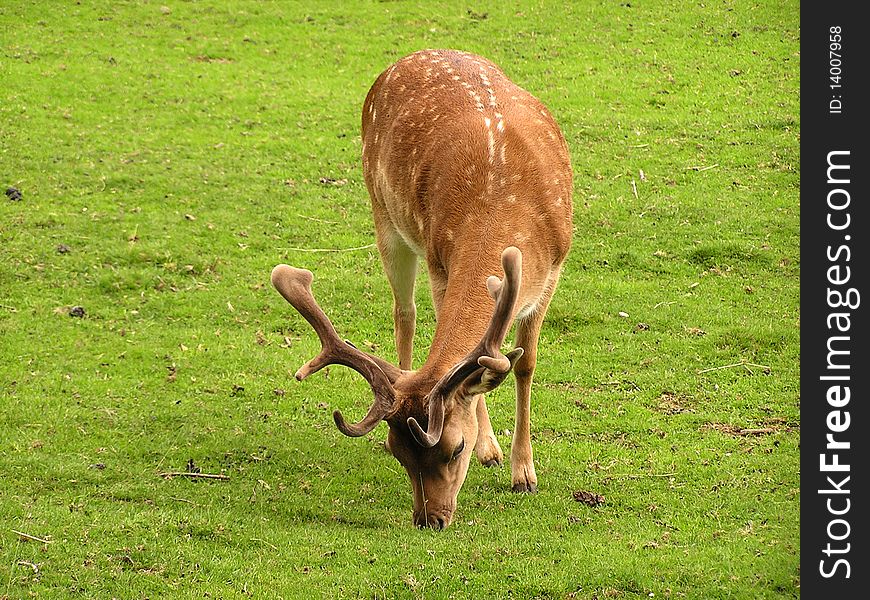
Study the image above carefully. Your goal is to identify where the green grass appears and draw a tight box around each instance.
[1,1,799,598]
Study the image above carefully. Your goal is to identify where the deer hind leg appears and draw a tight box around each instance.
[377,232,419,370]
[474,395,504,467]
[510,283,557,493]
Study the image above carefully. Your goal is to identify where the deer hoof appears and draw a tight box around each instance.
[511,481,538,494]
[475,435,503,467]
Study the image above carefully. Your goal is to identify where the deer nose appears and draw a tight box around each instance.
[414,512,450,530]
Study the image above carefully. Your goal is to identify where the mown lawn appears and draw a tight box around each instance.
[1,1,799,598]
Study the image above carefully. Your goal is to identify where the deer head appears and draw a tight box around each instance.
[271,247,524,529]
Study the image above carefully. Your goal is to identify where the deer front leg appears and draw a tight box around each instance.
[377,232,419,370]
[475,395,504,467]
[510,291,554,493]
[511,362,537,492]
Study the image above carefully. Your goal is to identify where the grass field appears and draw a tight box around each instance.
[1,1,800,598]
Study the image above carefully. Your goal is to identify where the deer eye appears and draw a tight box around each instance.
[451,438,466,461]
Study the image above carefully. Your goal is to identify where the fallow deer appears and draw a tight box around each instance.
[271,49,573,529]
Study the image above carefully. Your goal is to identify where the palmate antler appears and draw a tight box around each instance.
[407,247,525,448]
[272,246,524,446]
[270,264,400,437]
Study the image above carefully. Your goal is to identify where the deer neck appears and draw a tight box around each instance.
[418,252,508,379]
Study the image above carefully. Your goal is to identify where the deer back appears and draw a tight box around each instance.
[361,50,573,358]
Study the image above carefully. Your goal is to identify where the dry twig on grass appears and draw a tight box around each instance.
[251,538,280,551]
[11,530,51,544]
[17,560,40,574]
[158,472,230,481]
[170,496,197,504]
[611,472,676,479]
[697,360,771,375]
[738,428,777,435]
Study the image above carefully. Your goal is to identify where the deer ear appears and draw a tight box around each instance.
[461,347,524,395]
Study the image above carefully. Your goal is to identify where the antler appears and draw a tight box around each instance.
[271,264,398,437]
[407,247,525,447]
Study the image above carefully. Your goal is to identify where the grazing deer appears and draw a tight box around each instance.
[271,49,572,529]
